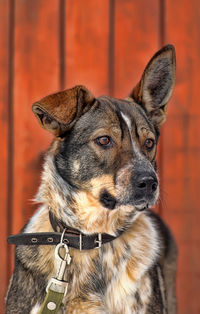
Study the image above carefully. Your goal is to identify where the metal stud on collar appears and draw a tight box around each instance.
[79,233,83,251]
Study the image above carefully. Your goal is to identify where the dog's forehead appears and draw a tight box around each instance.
[96,95,154,131]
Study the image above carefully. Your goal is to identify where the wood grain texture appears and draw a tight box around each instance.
[65,0,109,96]
[163,0,200,313]
[114,0,160,98]
[12,0,60,234]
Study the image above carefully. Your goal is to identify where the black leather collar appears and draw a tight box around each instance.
[7,211,117,250]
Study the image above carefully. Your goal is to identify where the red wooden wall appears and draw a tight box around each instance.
[1,1,200,313]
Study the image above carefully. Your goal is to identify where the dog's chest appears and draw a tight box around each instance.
[64,241,153,314]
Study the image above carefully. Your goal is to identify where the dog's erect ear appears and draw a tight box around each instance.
[32,85,95,136]
[129,45,176,128]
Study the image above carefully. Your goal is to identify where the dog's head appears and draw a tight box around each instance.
[33,45,176,235]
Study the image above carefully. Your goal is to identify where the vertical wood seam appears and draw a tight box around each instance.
[159,0,166,47]
[59,0,66,90]
[108,0,115,96]
[7,0,15,281]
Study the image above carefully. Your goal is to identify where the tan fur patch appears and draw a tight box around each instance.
[89,175,116,198]
[73,160,81,174]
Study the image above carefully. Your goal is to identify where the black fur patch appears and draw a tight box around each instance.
[99,190,116,210]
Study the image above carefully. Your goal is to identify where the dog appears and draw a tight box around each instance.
[6,45,177,314]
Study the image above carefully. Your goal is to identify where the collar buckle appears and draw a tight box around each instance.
[95,233,102,249]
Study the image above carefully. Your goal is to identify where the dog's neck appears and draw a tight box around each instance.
[36,154,80,229]
[48,210,79,234]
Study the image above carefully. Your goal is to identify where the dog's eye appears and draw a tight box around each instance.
[96,136,111,147]
[145,138,155,150]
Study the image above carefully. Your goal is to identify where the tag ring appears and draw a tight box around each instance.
[60,228,66,244]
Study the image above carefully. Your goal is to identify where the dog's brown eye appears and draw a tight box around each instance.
[145,138,155,150]
[96,136,111,147]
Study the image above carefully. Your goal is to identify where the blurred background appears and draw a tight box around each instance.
[1,0,200,313]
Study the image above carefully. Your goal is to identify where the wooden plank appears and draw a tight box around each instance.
[65,0,109,95]
[0,0,10,309]
[12,0,60,234]
[163,0,200,312]
[114,0,160,98]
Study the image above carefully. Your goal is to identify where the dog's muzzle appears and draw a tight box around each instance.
[131,171,158,211]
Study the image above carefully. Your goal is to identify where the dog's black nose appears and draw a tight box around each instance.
[132,172,158,208]
[136,174,158,193]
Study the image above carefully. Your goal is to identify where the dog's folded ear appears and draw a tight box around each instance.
[32,85,95,136]
[129,45,176,128]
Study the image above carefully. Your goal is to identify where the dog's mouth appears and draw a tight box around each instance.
[99,190,152,212]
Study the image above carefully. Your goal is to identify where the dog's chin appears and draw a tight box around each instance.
[134,199,158,212]
[134,203,149,212]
